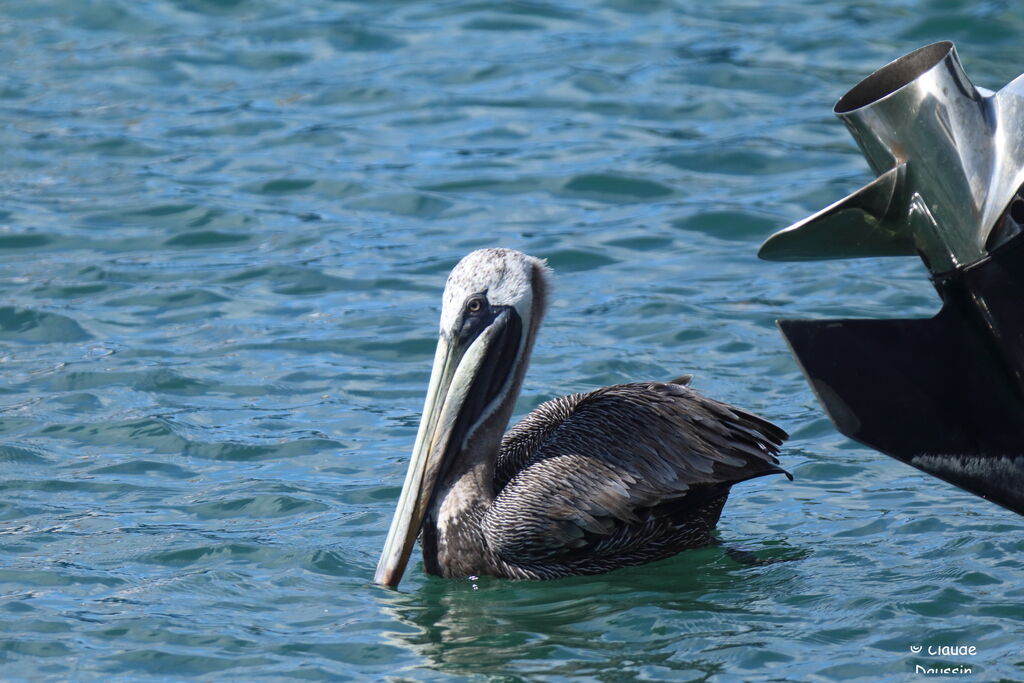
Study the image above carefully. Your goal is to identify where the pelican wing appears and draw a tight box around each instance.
[483,381,789,570]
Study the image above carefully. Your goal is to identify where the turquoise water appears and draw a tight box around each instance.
[2,1,1023,680]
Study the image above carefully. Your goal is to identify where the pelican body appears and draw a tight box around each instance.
[375,249,789,587]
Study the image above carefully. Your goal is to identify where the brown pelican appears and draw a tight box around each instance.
[375,248,789,588]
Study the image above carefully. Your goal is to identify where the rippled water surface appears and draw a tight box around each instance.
[3,1,1023,680]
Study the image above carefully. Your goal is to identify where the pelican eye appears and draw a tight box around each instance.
[455,294,495,345]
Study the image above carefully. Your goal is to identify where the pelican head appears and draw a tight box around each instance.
[374,248,550,587]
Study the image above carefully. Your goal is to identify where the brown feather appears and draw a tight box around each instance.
[481,380,789,578]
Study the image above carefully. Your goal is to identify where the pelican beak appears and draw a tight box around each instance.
[374,307,522,588]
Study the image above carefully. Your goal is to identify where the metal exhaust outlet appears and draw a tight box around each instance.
[760,42,1024,515]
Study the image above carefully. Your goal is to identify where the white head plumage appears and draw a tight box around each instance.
[439,248,550,334]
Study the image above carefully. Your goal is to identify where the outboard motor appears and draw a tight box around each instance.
[760,41,1024,515]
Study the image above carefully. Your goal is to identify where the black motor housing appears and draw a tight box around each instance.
[780,230,1024,514]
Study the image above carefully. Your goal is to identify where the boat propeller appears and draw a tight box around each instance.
[760,42,1024,515]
